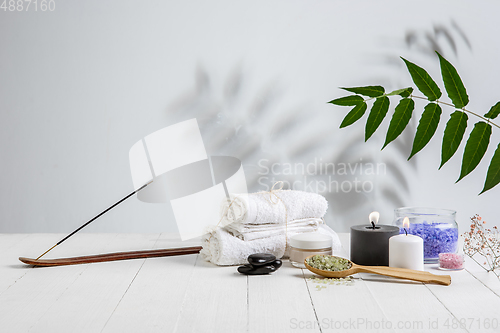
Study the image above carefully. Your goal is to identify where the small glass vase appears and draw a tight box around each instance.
[393,207,458,264]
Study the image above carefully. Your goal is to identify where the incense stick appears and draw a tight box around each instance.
[35,180,153,260]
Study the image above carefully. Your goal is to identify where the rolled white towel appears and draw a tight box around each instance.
[225,218,323,241]
[221,190,328,225]
[200,224,342,266]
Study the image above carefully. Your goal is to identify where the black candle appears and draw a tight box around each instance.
[350,224,399,266]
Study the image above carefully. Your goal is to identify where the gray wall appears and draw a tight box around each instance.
[1,0,498,234]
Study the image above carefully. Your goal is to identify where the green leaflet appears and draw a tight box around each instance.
[457,121,492,182]
[329,95,364,106]
[365,96,390,141]
[341,86,385,98]
[436,52,469,108]
[401,57,442,101]
[331,55,500,194]
[408,103,442,160]
[386,87,414,98]
[382,98,414,149]
[484,102,500,119]
[340,102,367,128]
[440,111,468,169]
[481,143,500,194]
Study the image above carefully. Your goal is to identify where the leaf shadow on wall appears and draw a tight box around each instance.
[162,20,472,232]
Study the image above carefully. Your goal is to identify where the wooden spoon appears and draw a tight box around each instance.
[304,255,451,286]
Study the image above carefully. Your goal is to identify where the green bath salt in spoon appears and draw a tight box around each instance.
[304,255,451,286]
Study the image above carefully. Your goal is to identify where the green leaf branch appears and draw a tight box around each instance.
[328,51,500,194]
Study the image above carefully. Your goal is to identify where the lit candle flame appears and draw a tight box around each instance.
[403,217,410,229]
[369,211,380,225]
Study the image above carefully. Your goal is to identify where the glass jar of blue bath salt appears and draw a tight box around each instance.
[393,207,458,264]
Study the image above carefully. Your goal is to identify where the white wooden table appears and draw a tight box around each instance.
[1,233,499,333]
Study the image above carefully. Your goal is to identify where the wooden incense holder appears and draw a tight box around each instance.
[304,255,451,286]
[19,246,202,267]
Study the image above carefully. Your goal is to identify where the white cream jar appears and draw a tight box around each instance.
[289,233,333,268]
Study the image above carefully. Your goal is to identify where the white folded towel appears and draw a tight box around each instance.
[225,218,323,241]
[221,190,328,225]
[200,224,342,266]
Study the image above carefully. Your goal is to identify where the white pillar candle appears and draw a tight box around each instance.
[389,217,424,271]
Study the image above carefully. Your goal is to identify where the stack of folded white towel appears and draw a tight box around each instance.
[200,190,341,266]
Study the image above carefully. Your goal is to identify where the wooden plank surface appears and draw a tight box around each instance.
[0,234,160,332]
[0,233,499,333]
[307,234,461,333]
[101,234,201,333]
[0,233,37,295]
[337,233,499,333]
[248,263,321,333]
[464,255,500,297]
[171,258,247,332]
[341,234,465,332]
[27,234,163,333]
[425,267,500,333]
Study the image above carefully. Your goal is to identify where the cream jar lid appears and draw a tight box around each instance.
[290,232,332,250]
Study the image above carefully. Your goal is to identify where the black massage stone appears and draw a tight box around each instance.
[237,264,277,275]
[237,253,282,275]
[271,259,282,269]
[247,253,276,266]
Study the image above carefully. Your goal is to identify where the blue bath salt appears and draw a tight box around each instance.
[399,222,458,259]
